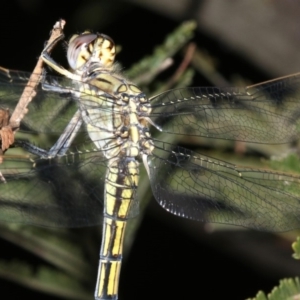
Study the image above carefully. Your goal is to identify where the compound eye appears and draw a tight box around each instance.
[93,34,116,67]
[67,33,97,70]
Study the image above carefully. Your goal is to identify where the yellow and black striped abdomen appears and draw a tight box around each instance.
[95,158,139,300]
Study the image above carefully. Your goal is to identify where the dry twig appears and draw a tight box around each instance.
[0,18,66,183]
[9,19,66,130]
[0,19,66,155]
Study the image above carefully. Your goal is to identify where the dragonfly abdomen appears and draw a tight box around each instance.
[95,157,139,299]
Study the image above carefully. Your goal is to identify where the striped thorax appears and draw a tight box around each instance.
[66,32,154,160]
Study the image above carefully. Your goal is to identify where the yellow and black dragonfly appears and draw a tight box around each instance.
[1,22,300,300]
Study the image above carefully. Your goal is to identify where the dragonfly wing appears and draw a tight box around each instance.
[150,74,300,143]
[0,145,111,227]
[0,69,140,227]
[0,69,77,135]
[147,140,300,231]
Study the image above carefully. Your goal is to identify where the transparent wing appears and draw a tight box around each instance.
[0,147,106,227]
[0,69,139,227]
[148,140,300,231]
[2,69,300,230]
[0,69,118,136]
[150,74,300,143]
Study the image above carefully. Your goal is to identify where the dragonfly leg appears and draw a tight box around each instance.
[48,109,83,156]
[41,67,74,95]
[16,140,50,157]
[38,67,84,156]
[17,110,82,157]
[40,33,79,81]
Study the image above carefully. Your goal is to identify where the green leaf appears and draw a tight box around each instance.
[248,278,300,300]
[292,236,300,259]
[0,224,91,280]
[0,259,91,300]
[126,20,197,87]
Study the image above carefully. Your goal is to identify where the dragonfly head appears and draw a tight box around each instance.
[67,31,116,70]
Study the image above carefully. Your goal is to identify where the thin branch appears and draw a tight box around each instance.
[166,42,196,88]
[0,19,66,156]
[155,42,196,94]
[9,19,66,130]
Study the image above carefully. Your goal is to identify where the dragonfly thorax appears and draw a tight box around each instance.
[77,68,154,161]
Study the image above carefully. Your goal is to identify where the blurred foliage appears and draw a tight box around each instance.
[126,20,196,90]
[0,259,91,300]
[292,236,300,260]
[248,278,300,300]
[246,237,300,299]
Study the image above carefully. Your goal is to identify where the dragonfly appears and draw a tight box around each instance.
[1,24,300,300]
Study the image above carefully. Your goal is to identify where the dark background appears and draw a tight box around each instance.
[0,0,300,299]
